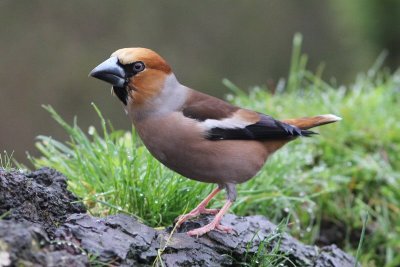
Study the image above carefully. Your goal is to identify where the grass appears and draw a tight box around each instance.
[239,217,296,267]
[354,213,369,267]
[25,34,399,266]
[29,104,212,226]
[0,151,14,171]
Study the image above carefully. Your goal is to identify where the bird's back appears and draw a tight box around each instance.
[132,88,339,184]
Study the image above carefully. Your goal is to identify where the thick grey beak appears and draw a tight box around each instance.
[89,57,126,87]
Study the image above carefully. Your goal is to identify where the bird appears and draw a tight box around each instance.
[89,48,341,236]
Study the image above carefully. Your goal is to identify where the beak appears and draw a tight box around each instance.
[89,57,126,87]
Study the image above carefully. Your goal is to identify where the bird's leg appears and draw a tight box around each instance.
[176,186,221,227]
[186,183,236,236]
[187,199,233,236]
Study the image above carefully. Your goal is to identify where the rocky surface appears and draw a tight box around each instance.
[0,220,88,267]
[0,167,86,236]
[0,168,360,266]
[54,213,358,266]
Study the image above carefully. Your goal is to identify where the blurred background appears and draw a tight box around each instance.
[1,0,399,164]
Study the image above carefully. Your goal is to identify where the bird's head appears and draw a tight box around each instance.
[90,48,172,105]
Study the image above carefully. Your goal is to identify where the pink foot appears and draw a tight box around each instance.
[202,208,220,215]
[187,222,233,236]
[176,208,220,227]
[187,222,216,236]
[176,211,199,227]
[176,187,222,227]
[215,224,233,233]
[186,200,234,236]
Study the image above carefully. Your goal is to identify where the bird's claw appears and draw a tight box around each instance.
[175,208,220,227]
[176,214,195,227]
[187,223,215,236]
[215,224,233,233]
[202,208,220,215]
[186,222,233,236]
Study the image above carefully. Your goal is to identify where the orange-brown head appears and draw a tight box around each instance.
[90,48,172,105]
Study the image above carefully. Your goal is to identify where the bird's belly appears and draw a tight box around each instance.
[134,114,274,184]
[144,138,270,184]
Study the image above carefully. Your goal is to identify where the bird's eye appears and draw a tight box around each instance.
[133,61,145,72]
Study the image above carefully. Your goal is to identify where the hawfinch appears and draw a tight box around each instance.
[90,48,341,236]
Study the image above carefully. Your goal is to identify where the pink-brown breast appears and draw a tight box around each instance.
[134,112,273,184]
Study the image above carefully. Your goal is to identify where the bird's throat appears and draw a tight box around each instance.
[112,86,128,105]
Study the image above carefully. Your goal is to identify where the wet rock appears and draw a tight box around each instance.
[0,167,86,237]
[314,245,358,267]
[0,220,88,267]
[55,213,359,267]
[0,168,359,266]
[56,213,159,264]
[165,214,359,267]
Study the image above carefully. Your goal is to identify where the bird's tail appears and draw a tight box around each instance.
[283,114,342,132]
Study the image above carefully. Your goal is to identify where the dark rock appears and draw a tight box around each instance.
[0,219,88,267]
[56,213,159,264]
[314,244,359,267]
[55,213,359,267]
[0,167,86,237]
[0,168,359,266]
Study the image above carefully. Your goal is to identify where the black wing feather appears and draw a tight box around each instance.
[207,115,316,141]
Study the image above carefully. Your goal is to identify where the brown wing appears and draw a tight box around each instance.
[181,90,315,141]
[181,89,239,121]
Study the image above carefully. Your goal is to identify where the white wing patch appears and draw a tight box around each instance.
[201,116,252,130]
